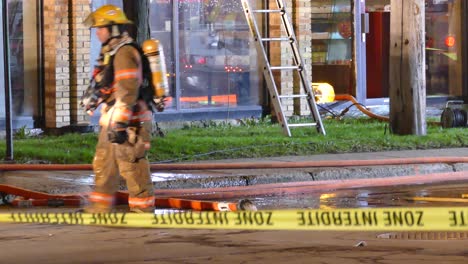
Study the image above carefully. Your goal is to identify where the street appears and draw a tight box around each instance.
[1,179,468,263]
[0,224,467,264]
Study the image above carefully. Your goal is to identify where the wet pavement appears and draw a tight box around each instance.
[250,181,468,210]
[0,224,467,264]
[0,148,466,210]
[0,148,467,191]
[1,178,468,264]
[1,171,467,211]
[0,148,467,263]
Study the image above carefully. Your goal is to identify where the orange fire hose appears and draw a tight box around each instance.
[154,171,468,200]
[9,197,240,211]
[0,184,242,211]
[3,171,467,209]
[334,94,390,121]
[0,157,466,171]
[2,157,465,211]
[0,95,458,211]
[334,94,441,125]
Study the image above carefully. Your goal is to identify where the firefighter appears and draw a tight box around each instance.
[83,4,155,213]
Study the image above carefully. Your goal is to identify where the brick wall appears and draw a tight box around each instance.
[281,0,294,117]
[70,0,91,125]
[269,0,312,117]
[41,1,312,128]
[43,0,90,128]
[291,0,312,116]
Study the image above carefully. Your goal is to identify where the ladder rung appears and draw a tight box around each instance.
[270,66,299,70]
[288,123,317,128]
[241,0,326,136]
[252,9,283,14]
[261,37,292,42]
[279,94,309,99]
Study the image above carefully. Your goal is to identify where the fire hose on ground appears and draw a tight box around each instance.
[0,156,466,171]
[334,94,442,126]
[0,157,467,211]
[0,93,463,212]
[0,184,255,212]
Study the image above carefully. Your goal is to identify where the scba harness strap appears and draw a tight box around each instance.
[100,40,158,112]
[81,38,166,114]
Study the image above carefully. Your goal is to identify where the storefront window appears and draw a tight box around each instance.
[425,0,463,97]
[311,0,353,95]
[175,0,259,109]
[2,0,39,120]
[149,1,261,111]
[149,0,175,110]
[366,0,465,98]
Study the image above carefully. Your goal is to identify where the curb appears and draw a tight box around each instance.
[154,162,468,189]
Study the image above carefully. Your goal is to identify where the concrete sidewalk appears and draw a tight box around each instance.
[154,148,468,189]
[0,148,466,194]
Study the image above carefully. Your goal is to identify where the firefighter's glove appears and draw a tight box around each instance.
[80,77,110,115]
[154,96,167,112]
[108,122,128,144]
[80,84,100,113]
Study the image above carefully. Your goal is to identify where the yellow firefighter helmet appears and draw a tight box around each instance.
[84,5,133,28]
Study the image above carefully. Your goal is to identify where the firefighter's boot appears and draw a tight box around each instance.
[83,202,113,213]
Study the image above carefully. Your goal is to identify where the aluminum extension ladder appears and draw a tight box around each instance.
[241,0,326,137]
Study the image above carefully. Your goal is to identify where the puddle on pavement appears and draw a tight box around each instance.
[230,181,468,210]
[1,170,468,211]
[151,172,230,182]
[47,175,95,185]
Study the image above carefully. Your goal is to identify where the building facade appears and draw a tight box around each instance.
[0,0,467,130]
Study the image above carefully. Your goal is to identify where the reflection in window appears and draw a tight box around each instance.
[9,1,25,115]
[6,0,39,118]
[311,0,353,95]
[311,0,352,65]
[177,0,259,109]
[425,0,463,97]
[150,0,175,109]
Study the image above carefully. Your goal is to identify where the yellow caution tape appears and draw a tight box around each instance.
[409,197,468,203]
[1,207,468,231]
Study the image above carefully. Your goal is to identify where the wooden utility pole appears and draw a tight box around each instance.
[1,0,13,161]
[122,0,150,44]
[389,0,426,135]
